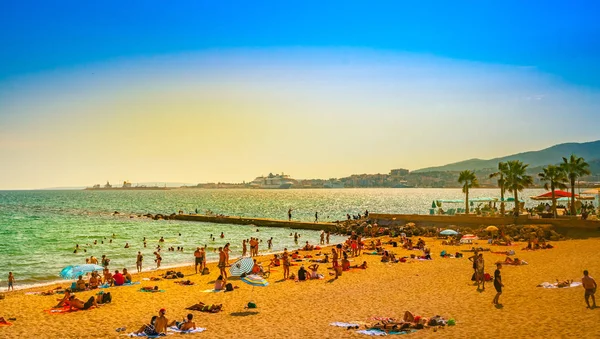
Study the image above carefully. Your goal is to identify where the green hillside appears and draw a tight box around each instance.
[414,140,600,173]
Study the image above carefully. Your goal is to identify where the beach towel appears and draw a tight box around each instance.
[538,282,582,289]
[330,322,360,328]
[43,306,94,314]
[138,289,165,293]
[167,326,207,334]
[0,322,12,327]
[200,289,224,293]
[126,332,170,337]
[357,329,417,336]
[101,282,140,289]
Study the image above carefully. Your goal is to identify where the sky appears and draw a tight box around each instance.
[1,1,599,189]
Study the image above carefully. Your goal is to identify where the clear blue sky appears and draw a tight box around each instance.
[1,1,599,86]
[1,1,599,189]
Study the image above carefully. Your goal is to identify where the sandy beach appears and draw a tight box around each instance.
[1,236,599,339]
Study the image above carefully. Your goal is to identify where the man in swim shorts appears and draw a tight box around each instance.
[218,247,227,279]
[69,295,98,310]
[582,270,597,309]
[493,263,503,305]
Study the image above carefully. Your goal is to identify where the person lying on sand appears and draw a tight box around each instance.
[556,279,573,288]
[175,280,194,286]
[501,257,523,265]
[141,286,160,292]
[491,250,516,256]
[311,254,329,263]
[68,294,98,311]
[351,261,368,269]
[186,302,223,313]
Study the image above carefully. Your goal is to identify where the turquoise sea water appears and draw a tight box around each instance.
[0,188,548,287]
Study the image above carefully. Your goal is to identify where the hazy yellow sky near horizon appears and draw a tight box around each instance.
[1,49,599,189]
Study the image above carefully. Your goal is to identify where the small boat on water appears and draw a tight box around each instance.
[250,173,295,189]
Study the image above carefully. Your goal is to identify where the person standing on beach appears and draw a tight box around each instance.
[282,248,290,279]
[476,253,485,291]
[288,208,293,221]
[582,270,597,309]
[218,247,228,279]
[194,247,203,273]
[7,272,14,291]
[493,263,504,305]
[468,250,479,283]
[136,252,143,273]
[154,252,162,269]
[223,243,231,265]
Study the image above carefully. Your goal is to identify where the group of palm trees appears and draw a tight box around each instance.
[458,155,591,218]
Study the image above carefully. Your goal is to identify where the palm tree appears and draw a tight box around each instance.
[538,165,568,218]
[504,160,534,216]
[458,170,479,214]
[489,162,509,215]
[560,155,591,216]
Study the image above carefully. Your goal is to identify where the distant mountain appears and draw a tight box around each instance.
[414,140,600,173]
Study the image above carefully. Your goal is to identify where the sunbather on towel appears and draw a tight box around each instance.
[501,257,525,265]
[141,286,160,292]
[186,302,223,313]
[556,279,573,288]
[68,295,98,310]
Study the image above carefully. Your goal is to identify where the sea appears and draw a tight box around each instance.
[0,187,566,288]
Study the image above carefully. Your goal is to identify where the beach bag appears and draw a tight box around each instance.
[101,292,112,304]
[225,283,234,292]
[202,267,209,275]
[247,302,257,309]
[484,273,492,281]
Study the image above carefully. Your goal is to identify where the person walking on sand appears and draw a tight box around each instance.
[136,251,143,273]
[493,263,504,305]
[288,208,293,221]
[582,270,597,309]
[7,272,14,291]
[218,247,227,279]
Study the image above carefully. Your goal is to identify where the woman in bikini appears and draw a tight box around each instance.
[282,248,290,279]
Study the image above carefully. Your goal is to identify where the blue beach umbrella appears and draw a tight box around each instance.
[440,229,458,236]
[60,264,104,279]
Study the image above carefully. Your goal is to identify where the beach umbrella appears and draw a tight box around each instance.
[60,264,104,279]
[485,226,499,232]
[241,274,269,287]
[440,229,458,236]
[241,274,269,309]
[229,257,254,277]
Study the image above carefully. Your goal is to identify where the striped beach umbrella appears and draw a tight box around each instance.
[229,257,254,277]
[241,274,269,287]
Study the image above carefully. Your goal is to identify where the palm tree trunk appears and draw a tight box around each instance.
[551,183,557,218]
[500,185,505,215]
[571,179,576,216]
[514,191,519,215]
[465,188,470,214]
